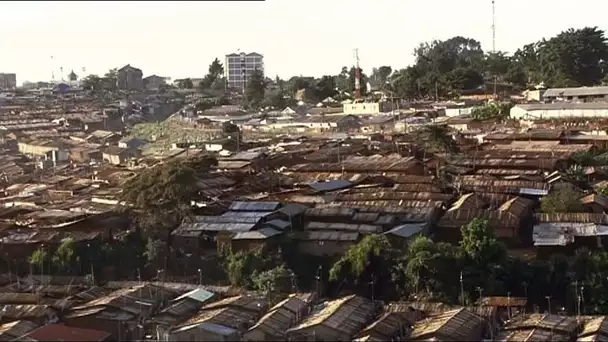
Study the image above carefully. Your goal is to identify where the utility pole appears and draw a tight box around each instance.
[370,273,376,301]
[476,287,483,307]
[507,292,511,319]
[459,271,465,306]
[545,296,552,314]
[492,0,498,98]
[315,265,323,299]
[87,243,95,286]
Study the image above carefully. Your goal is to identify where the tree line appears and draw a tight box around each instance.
[80,27,608,109]
[389,26,608,100]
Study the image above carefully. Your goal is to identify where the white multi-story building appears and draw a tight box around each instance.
[224,52,264,90]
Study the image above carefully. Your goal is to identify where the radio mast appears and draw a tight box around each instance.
[354,48,361,101]
[492,0,497,98]
[492,0,496,53]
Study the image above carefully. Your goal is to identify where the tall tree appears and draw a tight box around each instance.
[120,155,217,238]
[209,58,224,79]
[200,58,225,90]
[417,125,458,154]
[334,66,351,94]
[537,27,608,87]
[370,66,393,88]
[81,75,103,92]
[103,68,118,92]
[244,69,267,109]
[315,75,338,100]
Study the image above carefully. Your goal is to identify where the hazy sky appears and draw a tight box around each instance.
[1,0,607,84]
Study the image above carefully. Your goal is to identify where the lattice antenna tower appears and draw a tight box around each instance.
[354,48,361,101]
[492,0,496,53]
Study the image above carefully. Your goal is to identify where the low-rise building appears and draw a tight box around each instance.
[0,73,17,89]
[143,75,168,91]
[101,146,139,165]
[511,102,608,120]
[286,295,377,341]
[543,86,608,102]
[117,64,143,91]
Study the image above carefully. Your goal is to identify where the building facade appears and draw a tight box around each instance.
[224,52,264,90]
[117,64,143,91]
[0,73,17,89]
[543,86,608,102]
[510,102,608,120]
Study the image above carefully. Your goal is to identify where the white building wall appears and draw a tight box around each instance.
[511,106,608,120]
[224,53,264,90]
[445,107,475,117]
[343,103,380,115]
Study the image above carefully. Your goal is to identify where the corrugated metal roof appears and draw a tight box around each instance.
[228,201,281,212]
[287,295,376,337]
[544,86,608,98]
[503,313,579,335]
[276,203,309,217]
[292,230,360,241]
[308,180,352,192]
[232,227,282,240]
[263,219,291,230]
[410,308,484,340]
[172,288,215,304]
[305,221,381,234]
[383,223,426,238]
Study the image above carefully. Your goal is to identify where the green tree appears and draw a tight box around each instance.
[417,125,458,154]
[391,67,422,100]
[81,75,103,92]
[244,69,267,109]
[412,36,486,97]
[199,58,225,90]
[251,264,295,294]
[404,236,462,302]
[209,58,224,79]
[470,102,513,120]
[29,248,51,274]
[225,250,275,288]
[314,76,338,100]
[537,27,608,87]
[144,238,167,266]
[102,68,118,92]
[52,238,80,275]
[329,235,400,299]
[289,76,313,94]
[513,43,542,86]
[540,185,584,213]
[370,66,393,88]
[334,66,351,94]
[460,218,506,263]
[269,91,287,109]
[120,156,216,238]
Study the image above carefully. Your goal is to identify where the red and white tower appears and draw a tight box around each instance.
[354,48,361,101]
